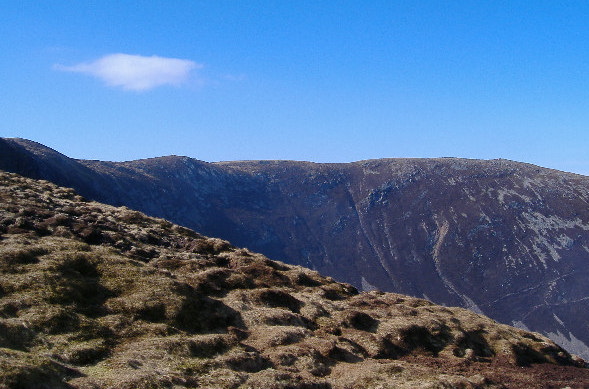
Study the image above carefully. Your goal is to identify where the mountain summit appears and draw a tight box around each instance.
[2,137,589,362]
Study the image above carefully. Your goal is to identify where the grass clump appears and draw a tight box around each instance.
[0,348,79,389]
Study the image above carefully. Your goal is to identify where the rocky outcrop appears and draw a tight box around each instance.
[2,137,589,361]
[1,170,588,388]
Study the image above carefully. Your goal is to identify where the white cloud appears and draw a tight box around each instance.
[55,53,201,91]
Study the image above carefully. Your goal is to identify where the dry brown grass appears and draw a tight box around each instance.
[0,170,588,388]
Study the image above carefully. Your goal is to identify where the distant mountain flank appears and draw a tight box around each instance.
[2,137,589,361]
[1,170,588,388]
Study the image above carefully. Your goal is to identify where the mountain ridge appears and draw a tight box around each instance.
[2,137,589,361]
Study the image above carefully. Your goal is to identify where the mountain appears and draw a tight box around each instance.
[1,170,588,388]
[2,137,589,362]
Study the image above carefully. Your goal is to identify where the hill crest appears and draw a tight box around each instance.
[3,137,589,362]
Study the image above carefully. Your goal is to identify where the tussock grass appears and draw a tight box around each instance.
[0,171,587,388]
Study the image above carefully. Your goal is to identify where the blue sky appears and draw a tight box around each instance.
[2,2,589,174]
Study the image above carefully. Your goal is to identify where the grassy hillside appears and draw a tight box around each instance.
[0,170,587,388]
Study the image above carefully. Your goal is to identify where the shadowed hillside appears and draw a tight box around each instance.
[1,171,588,388]
[2,137,589,362]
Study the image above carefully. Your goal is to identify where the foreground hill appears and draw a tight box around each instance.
[2,138,589,361]
[1,171,588,388]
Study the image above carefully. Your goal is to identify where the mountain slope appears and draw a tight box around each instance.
[2,137,589,361]
[1,170,588,388]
